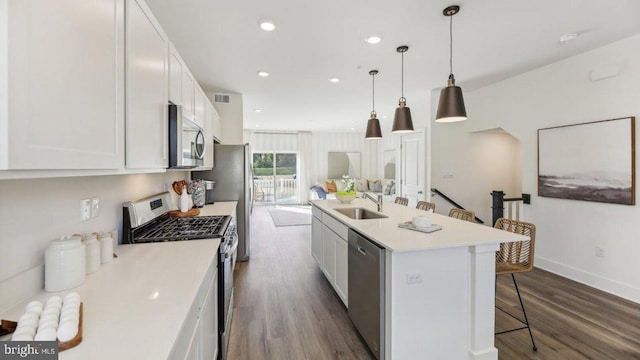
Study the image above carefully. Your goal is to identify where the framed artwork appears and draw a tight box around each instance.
[538,117,635,205]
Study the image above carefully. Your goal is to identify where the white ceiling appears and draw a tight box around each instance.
[145,0,640,133]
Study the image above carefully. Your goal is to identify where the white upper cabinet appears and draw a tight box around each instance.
[168,43,183,106]
[125,0,169,169]
[0,0,125,170]
[193,86,206,128]
[182,69,195,114]
[212,103,222,144]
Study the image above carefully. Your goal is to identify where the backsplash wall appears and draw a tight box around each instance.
[0,171,188,311]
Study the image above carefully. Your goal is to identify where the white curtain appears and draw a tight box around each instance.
[297,131,312,204]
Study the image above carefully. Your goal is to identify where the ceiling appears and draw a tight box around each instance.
[145,0,640,133]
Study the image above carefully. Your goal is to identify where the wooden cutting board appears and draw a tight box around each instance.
[169,209,200,217]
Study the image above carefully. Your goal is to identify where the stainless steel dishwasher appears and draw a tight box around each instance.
[348,228,385,360]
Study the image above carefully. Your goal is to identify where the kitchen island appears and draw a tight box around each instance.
[311,198,528,360]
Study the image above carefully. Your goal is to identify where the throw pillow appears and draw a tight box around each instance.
[310,185,327,199]
[355,179,368,192]
[326,180,337,193]
[390,182,396,195]
[334,179,345,192]
[369,180,382,192]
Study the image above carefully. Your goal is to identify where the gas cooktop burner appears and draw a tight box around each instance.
[133,215,230,243]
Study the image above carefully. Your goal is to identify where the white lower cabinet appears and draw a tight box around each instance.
[311,216,323,265]
[185,317,201,360]
[171,254,218,360]
[200,271,219,360]
[322,224,337,283]
[311,205,348,306]
[334,235,348,305]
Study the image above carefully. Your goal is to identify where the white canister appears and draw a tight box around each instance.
[99,232,114,264]
[82,233,101,274]
[45,235,86,292]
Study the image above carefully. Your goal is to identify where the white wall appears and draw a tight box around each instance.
[208,92,244,144]
[311,132,378,183]
[0,171,188,312]
[431,34,640,302]
[432,127,522,223]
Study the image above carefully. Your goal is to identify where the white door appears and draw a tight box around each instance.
[401,130,426,207]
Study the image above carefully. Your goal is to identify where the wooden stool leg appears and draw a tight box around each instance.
[512,273,537,351]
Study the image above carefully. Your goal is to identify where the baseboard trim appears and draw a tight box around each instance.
[535,256,640,304]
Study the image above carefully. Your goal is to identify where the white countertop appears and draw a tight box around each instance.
[311,198,528,252]
[1,240,220,359]
[0,201,238,359]
[198,201,237,217]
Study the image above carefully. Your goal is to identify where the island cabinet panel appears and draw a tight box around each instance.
[322,224,337,283]
[334,235,348,305]
[311,205,348,306]
[311,216,323,265]
[125,0,169,169]
[1,0,125,170]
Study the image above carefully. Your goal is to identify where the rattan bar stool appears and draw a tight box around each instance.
[448,208,475,222]
[394,197,409,206]
[494,217,537,352]
[416,201,436,212]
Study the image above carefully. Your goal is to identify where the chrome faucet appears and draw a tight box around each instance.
[362,192,383,212]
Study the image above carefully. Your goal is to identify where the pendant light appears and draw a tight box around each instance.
[435,5,467,123]
[392,45,414,133]
[365,70,383,139]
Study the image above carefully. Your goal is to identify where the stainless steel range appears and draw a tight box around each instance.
[122,191,237,360]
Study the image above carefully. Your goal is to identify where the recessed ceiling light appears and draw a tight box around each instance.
[259,20,275,31]
[365,35,382,44]
[329,77,340,83]
[257,71,269,77]
[255,124,260,128]
[255,109,262,113]
[559,33,578,44]
[382,115,388,119]
[350,128,355,131]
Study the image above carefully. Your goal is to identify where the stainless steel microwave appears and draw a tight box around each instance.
[168,104,205,169]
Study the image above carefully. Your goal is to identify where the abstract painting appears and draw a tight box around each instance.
[538,117,635,205]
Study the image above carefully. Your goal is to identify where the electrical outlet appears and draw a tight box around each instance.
[406,272,423,284]
[80,198,91,221]
[91,197,100,218]
[595,246,605,258]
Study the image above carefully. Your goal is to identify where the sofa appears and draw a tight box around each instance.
[309,178,397,202]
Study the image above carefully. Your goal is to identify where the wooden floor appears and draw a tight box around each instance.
[227,205,640,360]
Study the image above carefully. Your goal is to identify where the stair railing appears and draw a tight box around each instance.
[431,188,485,224]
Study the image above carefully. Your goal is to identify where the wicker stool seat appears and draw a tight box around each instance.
[416,201,436,212]
[494,217,537,352]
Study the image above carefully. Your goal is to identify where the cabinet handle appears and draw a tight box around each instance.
[357,246,366,256]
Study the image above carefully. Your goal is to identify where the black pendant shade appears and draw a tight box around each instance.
[365,69,383,139]
[392,46,414,133]
[365,116,382,139]
[436,5,467,123]
[392,100,414,133]
[435,75,467,122]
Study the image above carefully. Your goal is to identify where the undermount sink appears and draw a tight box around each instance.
[334,207,388,220]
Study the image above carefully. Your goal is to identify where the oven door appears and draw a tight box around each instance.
[219,225,237,360]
